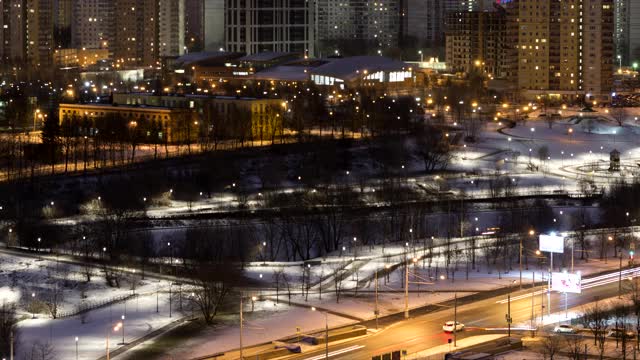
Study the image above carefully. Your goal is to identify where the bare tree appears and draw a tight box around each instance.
[626,277,640,351]
[44,284,64,319]
[415,125,455,172]
[611,106,627,127]
[564,335,587,360]
[189,264,235,324]
[571,209,591,261]
[331,262,348,303]
[182,226,242,324]
[272,268,284,304]
[541,335,562,360]
[0,302,19,359]
[582,298,610,358]
[613,302,631,359]
[26,341,56,360]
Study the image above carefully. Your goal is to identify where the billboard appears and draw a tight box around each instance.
[552,272,582,294]
[539,234,565,253]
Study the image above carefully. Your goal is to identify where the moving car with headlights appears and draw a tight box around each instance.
[443,321,465,333]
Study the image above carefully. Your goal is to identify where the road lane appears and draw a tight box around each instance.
[290,279,624,359]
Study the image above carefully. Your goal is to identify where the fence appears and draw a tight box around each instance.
[57,293,135,319]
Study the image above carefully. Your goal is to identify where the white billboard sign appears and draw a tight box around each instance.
[552,272,582,294]
[539,234,565,254]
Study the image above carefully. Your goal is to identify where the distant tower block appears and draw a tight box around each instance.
[610,149,621,172]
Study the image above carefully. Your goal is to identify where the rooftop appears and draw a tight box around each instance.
[239,52,300,63]
[310,56,411,82]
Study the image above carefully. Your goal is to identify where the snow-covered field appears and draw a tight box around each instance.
[0,251,178,359]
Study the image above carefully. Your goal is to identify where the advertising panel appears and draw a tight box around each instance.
[551,272,581,293]
[539,234,565,253]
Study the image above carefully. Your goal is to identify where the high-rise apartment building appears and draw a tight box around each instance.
[0,0,27,64]
[112,0,193,66]
[185,0,204,51]
[406,0,444,48]
[203,0,224,51]
[113,0,159,67]
[159,0,185,57]
[630,2,640,63]
[225,0,315,55]
[54,0,72,48]
[316,0,399,56]
[26,0,54,68]
[614,0,640,65]
[445,7,507,77]
[72,0,114,50]
[504,0,613,101]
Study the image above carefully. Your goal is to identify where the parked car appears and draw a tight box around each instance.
[554,324,577,334]
[443,321,465,333]
[606,328,635,339]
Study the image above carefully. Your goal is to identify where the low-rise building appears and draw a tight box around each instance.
[112,93,286,143]
[59,103,197,143]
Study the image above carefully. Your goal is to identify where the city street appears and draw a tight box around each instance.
[273,279,626,359]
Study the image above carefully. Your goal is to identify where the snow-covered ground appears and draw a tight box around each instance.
[19,293,177,360]
[0,251,178,359]
[5,106,640,359]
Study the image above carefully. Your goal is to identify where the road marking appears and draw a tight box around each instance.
[496,268,640,304]
[303,345,365,360]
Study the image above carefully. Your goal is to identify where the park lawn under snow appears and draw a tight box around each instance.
[0,251,178,359]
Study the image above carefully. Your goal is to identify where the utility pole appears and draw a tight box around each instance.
[519,237,523,289]
[454,292,458,347]
[106,328,110,360]
[548,253,553,317]
[240,295,244,360]
[10,330,14,360]
[531,272,535,337]
[404,256,409,319]
[619,251,623,298]
[375,271,379,329]
[507,293,512,337]
[325,312,329,359]
[541,272,545,321]
[571,237,574,272]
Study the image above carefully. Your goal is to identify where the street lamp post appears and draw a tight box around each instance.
[120,315,125,345]
[75,337,79,360]
[311,307,329,359]
[418,50,423,63]
[620,251,624,298]
[454,292,458,347]
[618,55,623,72]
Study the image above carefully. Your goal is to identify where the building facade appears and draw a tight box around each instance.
[505,0,614,101]
[614,0,640,65]
[204,0,225,51]
[0,0,27,64]
[225,0,315,56]
[316,0,399,56]
[26,0,54,68]
[185,0,204,51]
[59,103,198,143]
[72,0,114,51]
[159,0,186,57]
[113,93,285,142]
[445,7,507,77]
[113,0,159,67]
